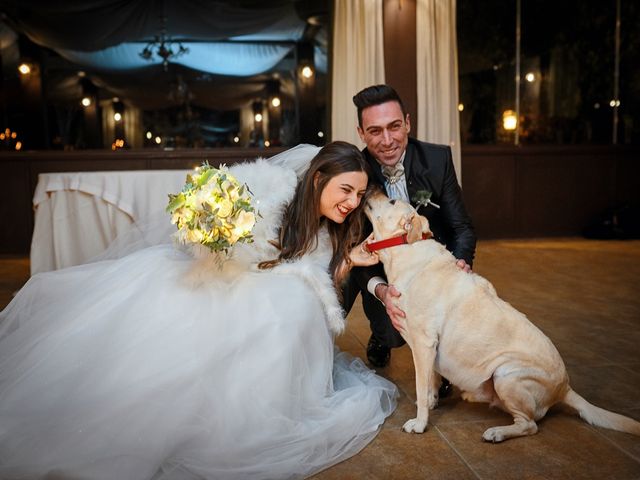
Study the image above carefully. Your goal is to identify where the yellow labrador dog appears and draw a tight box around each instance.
[364,190,640,442]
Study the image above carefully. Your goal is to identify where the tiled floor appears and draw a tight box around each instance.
[2,238,640,479]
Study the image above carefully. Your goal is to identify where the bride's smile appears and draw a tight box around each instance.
[319,171,368,223]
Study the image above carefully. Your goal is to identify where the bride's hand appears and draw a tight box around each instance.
[349,233,379,267]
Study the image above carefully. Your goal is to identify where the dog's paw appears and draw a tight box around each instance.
[402,418,428,434]
[326,307,345,335]
[482,427,506,443]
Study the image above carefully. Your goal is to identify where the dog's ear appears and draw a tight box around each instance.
[405,213,431,243]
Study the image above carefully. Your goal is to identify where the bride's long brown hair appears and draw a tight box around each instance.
[259,141,372,290]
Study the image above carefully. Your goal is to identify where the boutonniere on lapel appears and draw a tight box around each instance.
[412,190,440,209]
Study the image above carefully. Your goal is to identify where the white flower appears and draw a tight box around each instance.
[234,210,256,234]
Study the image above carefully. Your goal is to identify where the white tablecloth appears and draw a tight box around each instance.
[31,170,190,275]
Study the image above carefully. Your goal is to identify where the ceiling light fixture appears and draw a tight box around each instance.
[139,15,189,72]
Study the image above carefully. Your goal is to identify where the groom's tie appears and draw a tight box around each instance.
[382,163,409,202]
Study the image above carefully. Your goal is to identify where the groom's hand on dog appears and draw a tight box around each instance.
[375,283,406,332]
[456,259,472,273]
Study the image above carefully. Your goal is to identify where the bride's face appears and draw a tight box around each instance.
[318,171,368,223]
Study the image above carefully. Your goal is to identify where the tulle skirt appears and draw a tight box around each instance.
[0,245,397,479]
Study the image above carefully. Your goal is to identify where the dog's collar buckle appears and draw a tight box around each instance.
[366,232,432,252]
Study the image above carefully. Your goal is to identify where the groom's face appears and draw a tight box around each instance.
[357,101,410,168]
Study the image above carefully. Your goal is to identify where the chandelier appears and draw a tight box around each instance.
[139,15,189,71]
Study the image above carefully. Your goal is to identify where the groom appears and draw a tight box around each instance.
[343,84,476,378]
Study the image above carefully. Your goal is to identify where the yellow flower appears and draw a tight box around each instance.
[187,229,204,243]
[219,226,232,238]
[215,198,233,218]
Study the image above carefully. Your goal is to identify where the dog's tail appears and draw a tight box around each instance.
[561,388,640,436]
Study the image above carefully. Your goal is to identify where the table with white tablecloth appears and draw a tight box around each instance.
[31,170,190,275]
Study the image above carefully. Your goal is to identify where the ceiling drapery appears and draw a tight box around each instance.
[1,0,306,76]
[0,0,322,109]
[1,0,303,51]
[58,42,296,76]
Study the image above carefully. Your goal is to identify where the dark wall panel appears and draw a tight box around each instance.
[462,152,516,238]
[0,160,32,253]
[0,146,638,253]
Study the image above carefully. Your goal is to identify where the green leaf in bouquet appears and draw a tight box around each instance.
[235,198,252,210]
[197,167,216,187]
[183,173,195,189]
[166,192,186,212]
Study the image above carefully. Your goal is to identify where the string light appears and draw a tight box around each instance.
[111,139,125,150]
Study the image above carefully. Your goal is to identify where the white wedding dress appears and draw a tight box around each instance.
[0,146,397,480]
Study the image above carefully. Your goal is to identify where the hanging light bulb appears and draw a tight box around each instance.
[503,110,518,131]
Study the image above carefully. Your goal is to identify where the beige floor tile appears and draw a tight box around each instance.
[311,428,477,480]
[436,414,640,479]
[565,364,640,414]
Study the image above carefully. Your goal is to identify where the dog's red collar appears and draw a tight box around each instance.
[366,232,432,252]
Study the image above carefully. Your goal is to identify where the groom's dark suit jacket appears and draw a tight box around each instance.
[346,137,477,347]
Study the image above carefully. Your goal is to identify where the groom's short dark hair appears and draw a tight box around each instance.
[352,84,407,127]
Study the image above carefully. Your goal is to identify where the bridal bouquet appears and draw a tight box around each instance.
[167,163,256,253]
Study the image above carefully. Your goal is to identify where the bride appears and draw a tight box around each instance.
[0,141,398,479]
